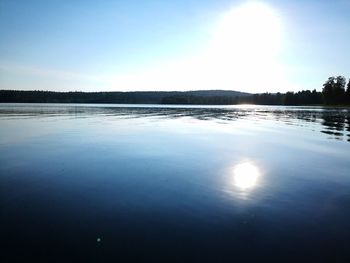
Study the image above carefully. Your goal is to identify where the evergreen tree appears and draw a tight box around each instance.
[346,78,350,104]
[334,76,346,104]
[322,77,336,104]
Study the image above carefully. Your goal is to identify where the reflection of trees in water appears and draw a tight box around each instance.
[274,109,350,142]
[321,112,345,139]
[319,109,350,142]
[346,116,350,142]
[112,107,350,143]
[1,105,350,143]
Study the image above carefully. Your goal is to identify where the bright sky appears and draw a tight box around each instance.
[0,0,349,93]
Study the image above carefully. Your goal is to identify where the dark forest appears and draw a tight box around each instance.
[1,76,349,105]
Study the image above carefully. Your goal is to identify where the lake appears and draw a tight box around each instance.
[1,103,350,262]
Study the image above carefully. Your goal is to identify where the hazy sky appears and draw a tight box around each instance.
[0,0,349,93]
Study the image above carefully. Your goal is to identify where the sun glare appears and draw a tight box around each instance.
[110,2,288,93]
[203,2,285,92]
[211,2,282,59]
[233,162,260,190]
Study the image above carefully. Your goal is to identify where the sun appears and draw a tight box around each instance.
[110,2,288,93]
[201,2,285,92]
[211,2,282,59]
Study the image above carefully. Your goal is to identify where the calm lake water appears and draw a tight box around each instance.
[1,103,350,262]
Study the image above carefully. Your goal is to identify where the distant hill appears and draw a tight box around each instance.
[0,89,327,105]
[0,90,251,104]
[187,90,250,97]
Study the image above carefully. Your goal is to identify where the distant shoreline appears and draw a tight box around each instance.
[0,89,324,106]
[1,89,349,106]
[3,103,349,108]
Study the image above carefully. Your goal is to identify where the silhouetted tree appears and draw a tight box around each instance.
[322,77,336,104]
[322,76,349,105]
[346,78,350,105]
[284,92,295,105]
[334,76,346,104]
[311,89,323,104]
[284,90,323,105]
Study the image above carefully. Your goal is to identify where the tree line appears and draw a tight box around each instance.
[322,76,350,105]
[161,90,324,105]
[162,76,350,105]
[0,76,349,105]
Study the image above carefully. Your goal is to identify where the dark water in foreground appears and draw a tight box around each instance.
[1,103,350,262]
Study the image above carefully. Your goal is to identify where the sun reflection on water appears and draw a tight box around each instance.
[233,162,260,190]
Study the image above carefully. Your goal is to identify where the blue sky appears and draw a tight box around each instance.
[0,0,349,93]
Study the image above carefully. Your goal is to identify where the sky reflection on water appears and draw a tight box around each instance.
[0,104,350,262]
[0,103,349,143]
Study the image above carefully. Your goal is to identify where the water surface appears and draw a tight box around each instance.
[1,103,350,262]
